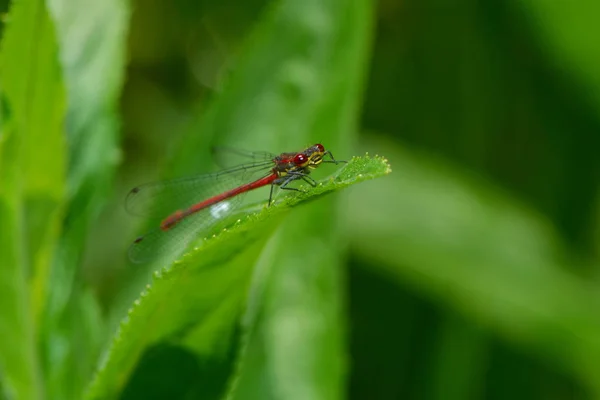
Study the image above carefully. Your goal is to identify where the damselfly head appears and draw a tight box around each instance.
[302,143,327,168]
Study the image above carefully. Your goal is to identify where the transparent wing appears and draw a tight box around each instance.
[125,161,273,219]
[128,196,244,263]
[211,146,276,169]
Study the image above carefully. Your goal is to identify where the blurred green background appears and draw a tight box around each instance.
[1,0,600,399]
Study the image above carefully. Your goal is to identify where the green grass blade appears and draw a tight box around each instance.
[0,0,66,398]
[38,0,129,398]
[348,138,600,395]
[86,156,389,399]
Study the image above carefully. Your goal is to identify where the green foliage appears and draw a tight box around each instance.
[347,140,600,393]
[0,0,65,398]
[524,0,600,112]
[87,156,389,399]
[1,0,600,398]
[0,0,127,398]
[41,0,128,396]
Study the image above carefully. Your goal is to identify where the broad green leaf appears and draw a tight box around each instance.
[0,0,66,398]
[347,138,600,395]
[38,0,129,398]
[86,155,389,399]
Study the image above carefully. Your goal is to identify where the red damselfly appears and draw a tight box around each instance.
[126,144,345,263]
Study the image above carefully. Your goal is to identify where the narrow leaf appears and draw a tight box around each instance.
[348,138,600,394]
[86,156,389,399]
[0,0,66,398]
[39,0,130,398]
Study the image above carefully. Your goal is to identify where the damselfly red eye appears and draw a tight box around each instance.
[315,143,325,152]
[293,153,307,165]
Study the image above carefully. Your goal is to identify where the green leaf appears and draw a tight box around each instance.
[35,0,129,398]
[347,137,600,395]
[86,155,389,399]
[0,0,66,398]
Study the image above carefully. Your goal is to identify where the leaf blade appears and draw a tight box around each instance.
[0,0,66,398]
[38,0,130,398]
[86,155,389,399]
[347,138,600,394]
